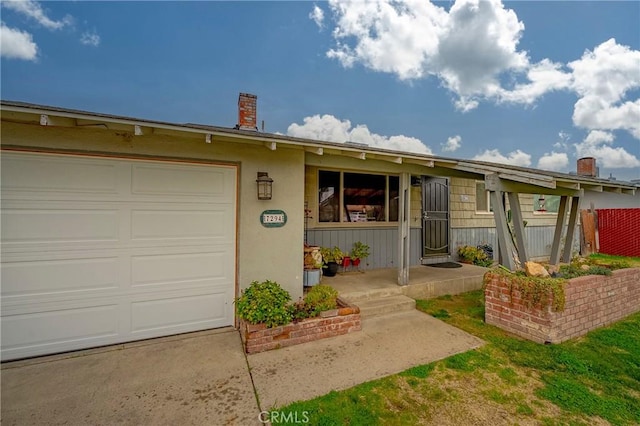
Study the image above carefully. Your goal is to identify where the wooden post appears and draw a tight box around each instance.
[562,196,580,262]
[491,190,517,271]
[549,195,569,265]
[507,192,528,265]
[397,173,410,286]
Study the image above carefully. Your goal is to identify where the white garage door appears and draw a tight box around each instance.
[1,152,237,361]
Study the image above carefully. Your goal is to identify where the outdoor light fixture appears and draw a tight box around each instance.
[256,172,273,200]
[538,195,547,212]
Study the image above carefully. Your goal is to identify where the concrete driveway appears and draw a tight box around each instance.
[1,328,260,426]
[2,311,483,425]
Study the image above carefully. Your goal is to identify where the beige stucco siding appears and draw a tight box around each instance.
[1,121,305,300]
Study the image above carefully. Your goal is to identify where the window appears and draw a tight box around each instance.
[475,182,494,213]
[534,194,560,213]
[318,170,399,223]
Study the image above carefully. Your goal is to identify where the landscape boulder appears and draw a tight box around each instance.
[525,261,550,278]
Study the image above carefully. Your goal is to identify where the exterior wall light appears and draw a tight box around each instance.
[537,195,547,212]
[256,172,273,200]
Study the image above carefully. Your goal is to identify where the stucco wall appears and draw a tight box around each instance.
[1,121,306,299]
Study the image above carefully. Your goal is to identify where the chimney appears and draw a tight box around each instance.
[577,157,598,177]
[237,93,258,131]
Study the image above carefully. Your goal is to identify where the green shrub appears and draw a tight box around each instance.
[236,280,292,328]
[304,284,339,317]
[559,264,613,279]
[457,245,493,267]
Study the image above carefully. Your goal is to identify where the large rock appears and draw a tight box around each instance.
[525,261,550,278]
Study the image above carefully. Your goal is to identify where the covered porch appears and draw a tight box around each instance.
[323,263,488,317]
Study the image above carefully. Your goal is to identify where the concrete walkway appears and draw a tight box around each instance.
[1,311,483,425]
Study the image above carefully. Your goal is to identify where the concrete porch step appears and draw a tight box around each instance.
[337,286,404,303]
[353,295,416,319]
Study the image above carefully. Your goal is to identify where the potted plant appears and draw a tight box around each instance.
[320,246,344,277]
[350,241,370,268]
[303,245,323,286]
[456,245,492,267]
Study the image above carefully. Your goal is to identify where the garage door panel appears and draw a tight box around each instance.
[1,152,236,361]
[0,153,120,196]
[1,256,119,299]
[131,207,234,241]
[132,163,234,200]
[131,250,232,287]
[1,304,120,359]
[131,291,231,334]
[1,208,119,244]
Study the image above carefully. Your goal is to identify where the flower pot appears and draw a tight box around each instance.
[303,269,321,287]
[323,262,339,277]
[342,256,351,268]
[352,258,361,267]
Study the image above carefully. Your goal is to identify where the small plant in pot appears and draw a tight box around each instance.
[320,246,344,277]
[350,241,370,268]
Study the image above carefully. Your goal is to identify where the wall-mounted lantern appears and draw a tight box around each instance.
[256,172,273,200]
[537,195,547,212]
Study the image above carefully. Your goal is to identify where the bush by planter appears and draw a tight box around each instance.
[236,280,292,328]
[237,281,341,328]
[304,285,338,317]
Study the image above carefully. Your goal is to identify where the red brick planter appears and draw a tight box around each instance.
[484,268,640,344]
[240,298,361,354]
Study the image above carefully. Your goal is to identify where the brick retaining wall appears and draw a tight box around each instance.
[240,300,361,354]
[484,268,640,343]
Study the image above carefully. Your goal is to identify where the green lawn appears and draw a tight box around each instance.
[277,290,640,425]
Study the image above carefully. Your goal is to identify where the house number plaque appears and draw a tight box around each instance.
[260,210,287,228]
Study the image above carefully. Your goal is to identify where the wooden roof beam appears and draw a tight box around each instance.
[342,151,366,160]
[305,147,323,156]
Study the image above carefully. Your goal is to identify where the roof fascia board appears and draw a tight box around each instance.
[485,173,582,196]
[497,172,557,189]
[457,161,556,184]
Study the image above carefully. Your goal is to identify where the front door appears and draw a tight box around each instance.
[421,177,450,258]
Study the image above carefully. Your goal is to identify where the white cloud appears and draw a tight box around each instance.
[309,5,324,29]
[0,22,37,60]
[324,0,533,110]
[441,135,461,152]
[322,0,640,143]
[2,0,72,30]
[537,152,568,171]
[553,131,571,150]
[80,31,100,47]
[574,130,640,168]
[583,130,614,146]
[569,39,640,139]
[472,148,531,167]
[287,114,432,154]
[497,58,572,104]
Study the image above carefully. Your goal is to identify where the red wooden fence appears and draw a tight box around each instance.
[596,208,640,257]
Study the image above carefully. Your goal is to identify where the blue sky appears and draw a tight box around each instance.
[2,1,639,181]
